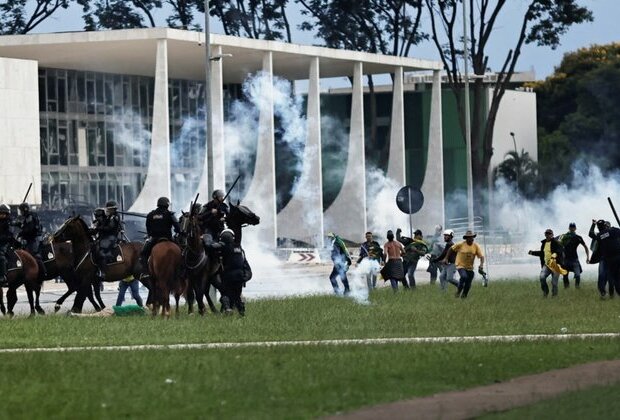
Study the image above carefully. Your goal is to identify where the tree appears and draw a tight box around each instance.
[207,0,292,42]
[77,0,162,29]
[493,149,538,198]
[297,0,426,167]
[0,0,72,34]
[532,43,620,193]
[425,0,592,215]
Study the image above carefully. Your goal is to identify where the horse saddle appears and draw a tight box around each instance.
[40,241,55,263]
[7,250,23,272]
[93,244,125,266]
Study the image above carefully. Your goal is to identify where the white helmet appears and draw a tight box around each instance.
[443,229,454,237]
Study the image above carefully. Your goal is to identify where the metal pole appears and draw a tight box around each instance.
[204,0,214,193]
[408,188,413,238]
[463,0,474,229]
[510,132,518,191]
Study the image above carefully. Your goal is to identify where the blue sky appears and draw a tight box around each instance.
[33,0,619,80]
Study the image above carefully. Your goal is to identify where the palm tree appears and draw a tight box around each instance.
[494,149,538,197]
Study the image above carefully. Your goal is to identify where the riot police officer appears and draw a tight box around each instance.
[205,229,249,315]
[141,197,181,266]
[14,202,46,276]
[92,201,122,279]
[199,189,229,245]
[0,204,15,286]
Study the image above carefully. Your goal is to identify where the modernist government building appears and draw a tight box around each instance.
[0,28,537,247]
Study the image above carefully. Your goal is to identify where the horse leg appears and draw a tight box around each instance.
[0,288,6,315]
[174,293,181,318]
[34,283,45,315]
[25,284,36,317]
[186,284,195,315]
[93,281,106,310]
[7,285,18,317]
[204,282,218,314]
[71,280,90,314]
[193,281,206,316]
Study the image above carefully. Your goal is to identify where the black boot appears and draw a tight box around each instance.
[220,296,233,314]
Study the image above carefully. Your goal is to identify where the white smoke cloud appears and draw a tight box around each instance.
[366,167,409,239]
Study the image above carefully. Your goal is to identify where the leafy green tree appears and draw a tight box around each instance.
[77,0,161,29]
[206,0,292,42]
[533,43,620,192]
[0,0,72,34]
[425,0,592,214]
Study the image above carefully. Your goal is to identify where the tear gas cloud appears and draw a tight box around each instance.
[490,163,619,259]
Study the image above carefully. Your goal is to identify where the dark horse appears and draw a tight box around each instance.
[227,201,260,246]
[41,237,106,313]
[149,240,183,317]
[180,212,220,314]
[51,216,144,313]
[2,249,40,316]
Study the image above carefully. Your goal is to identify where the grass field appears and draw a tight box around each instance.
[1,280,619,418]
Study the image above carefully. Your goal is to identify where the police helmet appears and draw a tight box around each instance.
[18,202,30,213]
[93,208,106,218]
[192,202,202,213]
[212,189,225,200]
[157,197,170,208]
[0,204,10,214]
[443,229,454,237]
[220,228,235,242]
[105,200,118,209]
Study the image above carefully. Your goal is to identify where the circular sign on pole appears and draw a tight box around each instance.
[396,186,424,215]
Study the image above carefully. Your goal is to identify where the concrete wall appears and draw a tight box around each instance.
[0,57,41,205]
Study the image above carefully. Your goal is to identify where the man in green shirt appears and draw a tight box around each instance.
[404,230,429,288]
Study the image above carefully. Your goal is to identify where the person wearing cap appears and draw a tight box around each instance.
[433,229,459,291]
[528,229,565,297]
[558,223,590,289]
[357,232,384,291]
[327,232,351,295]
[588,219,620,298]
[446,230,485,298]
[403,230,429,289]
[381,230,407,291]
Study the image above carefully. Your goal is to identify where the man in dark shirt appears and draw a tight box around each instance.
[357,231,383,290]
[559,222,590,289]
[435,229,459,291]
[141,197,181,266]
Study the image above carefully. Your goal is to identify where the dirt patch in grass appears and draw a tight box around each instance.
[330,359,620,419]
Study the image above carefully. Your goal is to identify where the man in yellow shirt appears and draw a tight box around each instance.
[446,230,485,298]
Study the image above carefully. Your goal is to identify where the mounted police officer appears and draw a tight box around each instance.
[0,204,16,286]
[13,202,46,276]
[199,189,229,245]
[92,200,122,279]
[204,228,249,315]
[141,197,181,267]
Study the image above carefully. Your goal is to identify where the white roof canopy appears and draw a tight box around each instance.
[0,28,442,83]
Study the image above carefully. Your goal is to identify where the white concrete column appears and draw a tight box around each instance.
[241,52,277,248]
[211,45,226,189]
[277,57,324,247]
[0,58,40,205]
[416,69,445,231]
[386,66,406,186]
[130,39,171,212]
[323,62,367,242]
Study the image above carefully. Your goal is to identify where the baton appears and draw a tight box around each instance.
[223,175,241,203]
[608,197,620,227]
[190,193,200,217]
[118,211,148,218]
[22,183,33,203]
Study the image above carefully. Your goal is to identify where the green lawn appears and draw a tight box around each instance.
[0,281,619,419]
[0,280,618,348]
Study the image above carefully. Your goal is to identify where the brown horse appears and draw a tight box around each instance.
[180,212,221,314]
[40,237,106,312]
[3,249,40,317]
[148,240,184,317]
[52,216,145,313]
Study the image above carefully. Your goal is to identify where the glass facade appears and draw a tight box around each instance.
[38,68,206,209]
